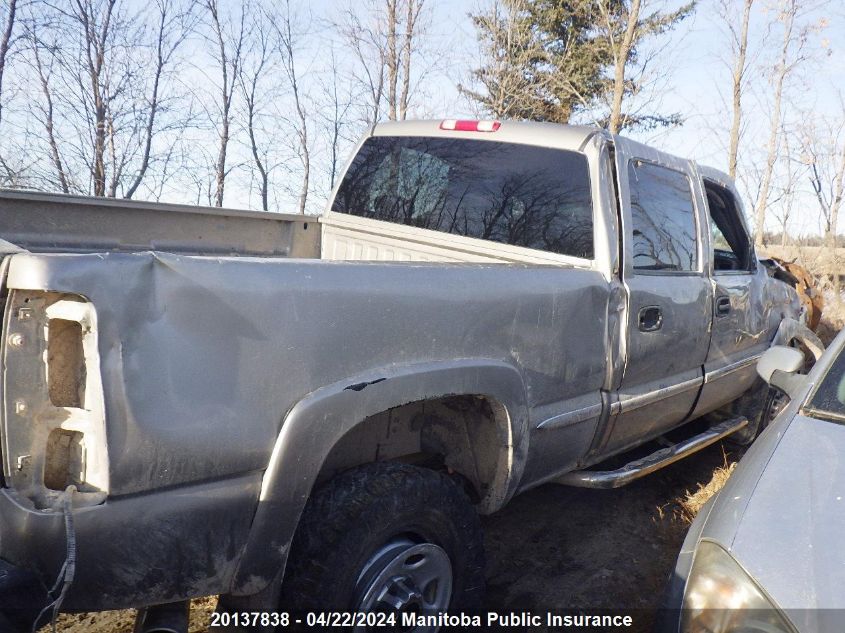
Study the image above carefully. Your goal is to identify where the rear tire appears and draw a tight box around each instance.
[727,382,788,447]
[280,462,485,625]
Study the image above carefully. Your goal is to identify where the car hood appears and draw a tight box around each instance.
[729,413,845,628]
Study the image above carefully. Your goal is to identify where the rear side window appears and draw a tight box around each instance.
[332,136,594,259]
[628,160,697,272]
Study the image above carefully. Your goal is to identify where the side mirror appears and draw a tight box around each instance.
[757,345,806,397]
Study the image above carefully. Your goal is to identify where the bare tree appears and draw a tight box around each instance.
[318,45,354,190]
[802,114,845,297]
[124,0,194,199]
[752,0,819,247]
[606,0,640,134]
[721,0,754,180]
[272,0,309,214]
[770,122,806,247]
[0,0,17,129]
[398,0,420,120]
[74,0,117,196]
[385,0,397,120]
[389,0,422,120]
[0,0,21,183]
[17,0,193,197]
[597,0,695,133]
[335,3,384,124]
[29,28,70,192]
[335,0,430,125]
[240,8,274,211]
[753,1,793,248]
[203,0,246,207]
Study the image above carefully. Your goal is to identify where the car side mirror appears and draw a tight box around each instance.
[757,345,806,397]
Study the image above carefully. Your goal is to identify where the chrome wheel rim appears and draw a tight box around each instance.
[354,537,452,632]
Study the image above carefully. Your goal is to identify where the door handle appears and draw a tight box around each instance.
[638,305,663,332]
[716,296,731,316]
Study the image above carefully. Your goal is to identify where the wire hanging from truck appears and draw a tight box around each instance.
[31,486,77,633]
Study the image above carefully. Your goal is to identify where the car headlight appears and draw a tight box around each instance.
[682,541,797,633]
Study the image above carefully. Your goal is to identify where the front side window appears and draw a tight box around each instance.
[332,136,594,259]
[628,160,698,272]
[705,180,754,272]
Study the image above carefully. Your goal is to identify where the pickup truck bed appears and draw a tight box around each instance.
[0,192,608,609]
[0,187,593,266]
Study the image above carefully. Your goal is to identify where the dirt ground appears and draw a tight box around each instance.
[482,442,740,632]
[43,439,740,633]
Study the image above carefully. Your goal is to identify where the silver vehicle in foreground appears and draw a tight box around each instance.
[660,331,845,633]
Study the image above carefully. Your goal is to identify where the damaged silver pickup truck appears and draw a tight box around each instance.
[0,120,822,631]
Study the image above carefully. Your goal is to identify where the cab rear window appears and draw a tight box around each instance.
[332,136,594,259]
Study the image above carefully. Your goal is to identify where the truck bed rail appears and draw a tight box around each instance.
[0,189,320,257]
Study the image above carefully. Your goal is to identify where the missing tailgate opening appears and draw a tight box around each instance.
[48,319,86,409]
[44,428,84,490]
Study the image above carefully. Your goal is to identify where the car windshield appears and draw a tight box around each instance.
[805,344,845,422]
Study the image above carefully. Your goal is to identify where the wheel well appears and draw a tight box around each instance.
[316,395,511,510]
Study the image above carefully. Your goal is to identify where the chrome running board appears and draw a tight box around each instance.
[555,416,748,489]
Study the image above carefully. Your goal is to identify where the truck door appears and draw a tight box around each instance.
[601,143,712,454]
[691,170,767,417]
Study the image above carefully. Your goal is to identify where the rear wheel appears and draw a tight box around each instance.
[731,337,817,446]
[727,381,789,447]
[280,462,485,629]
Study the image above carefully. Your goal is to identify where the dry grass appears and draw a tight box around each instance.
[40,597,217,633]
[818,297,845,346]
[674,449,737,524]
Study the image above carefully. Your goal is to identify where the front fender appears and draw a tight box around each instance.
[229,358,529,596]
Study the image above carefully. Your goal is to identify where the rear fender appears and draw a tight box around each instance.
[229,359,528,596]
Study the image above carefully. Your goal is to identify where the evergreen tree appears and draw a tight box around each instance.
[463,0,695,131]
[461,0,612,124]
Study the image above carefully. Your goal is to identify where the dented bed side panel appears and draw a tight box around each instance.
[0,472,263,609]
[5,251,608,494]
[0,250,609,606]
